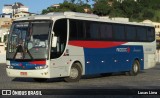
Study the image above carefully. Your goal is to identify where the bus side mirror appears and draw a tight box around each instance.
[52,36,57,47]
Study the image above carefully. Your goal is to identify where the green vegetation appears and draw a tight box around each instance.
[42,0,160,22]
[42,0,91,14]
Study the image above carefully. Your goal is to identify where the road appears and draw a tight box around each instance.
[1,63,160,98]
[0,63,160,90]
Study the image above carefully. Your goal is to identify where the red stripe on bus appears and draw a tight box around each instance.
[68,41,127,48]
[30,60,46,65]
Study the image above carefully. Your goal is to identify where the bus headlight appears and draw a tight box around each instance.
[35,65,48,70]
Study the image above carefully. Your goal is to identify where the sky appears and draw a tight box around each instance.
[0,0,64,14]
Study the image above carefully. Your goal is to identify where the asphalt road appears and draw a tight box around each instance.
[1,63,160,98]
[0,63,160,89]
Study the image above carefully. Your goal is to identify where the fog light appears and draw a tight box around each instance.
[7,65,13,69]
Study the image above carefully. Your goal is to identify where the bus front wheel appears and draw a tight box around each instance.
[64,63,82,82]
[128,60,140,76]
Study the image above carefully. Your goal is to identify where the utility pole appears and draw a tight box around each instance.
[12,2,19,18]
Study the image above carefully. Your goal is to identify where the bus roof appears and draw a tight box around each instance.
[15,12,154,27]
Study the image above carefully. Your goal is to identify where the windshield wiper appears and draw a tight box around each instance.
[13,44,34,60]
[25,46,34,60]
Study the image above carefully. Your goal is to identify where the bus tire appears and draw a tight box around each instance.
[33,78,48,82]
[64,63,82,82]
[129,60,140,76]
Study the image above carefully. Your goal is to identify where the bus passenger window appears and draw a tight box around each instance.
[69,20,77,40]
[113,24,125,41]
[126,26,136,41]
[147,27,155,42]
[137,27,147,42]
[100,23,113,40]
[90,23,99,39]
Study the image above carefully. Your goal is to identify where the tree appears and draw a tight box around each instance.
[42,9,48,14]
[142,9,154,20]
[41,0,160,22]
[109,0,125,17]
[120,0,139,18]
[42,1,91,14]
[93,0,111,16]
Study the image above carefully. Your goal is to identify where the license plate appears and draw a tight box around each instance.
[20,72,27,76]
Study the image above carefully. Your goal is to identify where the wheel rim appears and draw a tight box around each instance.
[70,67,78,79]
[133,63,138,73]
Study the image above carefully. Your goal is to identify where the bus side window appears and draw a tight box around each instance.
[106,24,113,40]
[51,19,67,59]
[90,22,99,39]
[137,26,147,42]
[85,21,91,39]
[113,24,125,41]
[126,25,136,41]
[147,27,155,42]
[69,20,77,40]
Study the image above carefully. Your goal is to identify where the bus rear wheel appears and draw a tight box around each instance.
[64,63,82,82]
[128,60,140,76]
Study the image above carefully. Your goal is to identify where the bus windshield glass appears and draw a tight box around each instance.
[7,20,52,60]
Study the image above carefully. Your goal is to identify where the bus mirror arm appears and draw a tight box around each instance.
[52,36,57,47]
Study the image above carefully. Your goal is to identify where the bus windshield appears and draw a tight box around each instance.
[7,20,52,60]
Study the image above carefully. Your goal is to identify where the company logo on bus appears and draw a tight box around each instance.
[116,47,130,53]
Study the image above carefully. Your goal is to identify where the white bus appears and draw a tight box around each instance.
[6,12,156,82]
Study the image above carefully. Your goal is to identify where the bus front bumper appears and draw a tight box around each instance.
[6,68,50,78]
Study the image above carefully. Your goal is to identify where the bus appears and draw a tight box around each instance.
[6,12,156,82]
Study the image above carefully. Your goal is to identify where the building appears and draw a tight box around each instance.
[0,18,12,29]
[14,11,36,19]
[2,2,29,17]
[2,2,29,14]
[51,4,60,9]
[0,13,12,18]
[2,4,12,14]
[0,18,12,42]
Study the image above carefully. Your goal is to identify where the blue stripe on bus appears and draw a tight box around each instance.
[10,60,46,70]
[84,45,144,75]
